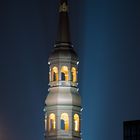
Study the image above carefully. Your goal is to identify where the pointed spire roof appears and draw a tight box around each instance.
[55,0,71,47]
[49,0,79,62]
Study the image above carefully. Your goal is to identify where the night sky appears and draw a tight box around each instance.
[0,0,140,140]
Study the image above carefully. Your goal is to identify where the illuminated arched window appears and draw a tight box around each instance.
[60,113,69,131]
[52,67,58,81]
[71,67,77,82]
[61,66,69,81]
[49,113,56,131]
[74,114,80,132]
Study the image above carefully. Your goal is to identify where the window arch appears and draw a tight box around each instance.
[60,113,69,131]
[49,113,56,131]
[52,67,58,81]
[71,67,77,82]
[74,114,80,132]
[61,66,69,81]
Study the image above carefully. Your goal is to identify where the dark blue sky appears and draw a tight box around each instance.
[0,0,140,140]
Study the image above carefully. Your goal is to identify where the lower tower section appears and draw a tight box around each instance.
[44,87,82,140]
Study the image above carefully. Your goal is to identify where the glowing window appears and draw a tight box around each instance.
[61,66,69,81]
[52,67,58,81]
[74,114,80,131]
[49,113,56,131]
[60,113,69,131]
[71,67,77,82]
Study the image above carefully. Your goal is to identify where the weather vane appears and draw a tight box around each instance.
[59,2,68,12]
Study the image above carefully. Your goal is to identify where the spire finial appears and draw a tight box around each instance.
[59,1,68,12]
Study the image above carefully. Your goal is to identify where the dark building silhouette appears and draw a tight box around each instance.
[123,120,140,140]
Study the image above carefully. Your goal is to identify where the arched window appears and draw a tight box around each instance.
[71,67,77,82]
[74,114,80,132]
[49,113,56,131]
[61,66,69,81]
[60,113,69,131]
[52,67,58,81]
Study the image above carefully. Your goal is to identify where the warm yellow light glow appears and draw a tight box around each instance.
[52,67,58,81]
[61,113,69,131]
[49,113,56,131]
[61,66,69,81]
[71,67,77,82]
[74,114,80,131]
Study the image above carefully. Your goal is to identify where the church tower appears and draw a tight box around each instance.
[44,0,82,140]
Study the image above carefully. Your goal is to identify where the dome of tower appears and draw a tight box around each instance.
[45,87,81,107]
[48,45,79,62]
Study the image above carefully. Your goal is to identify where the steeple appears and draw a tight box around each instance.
[44,1,82,140]
[55,0,71,46]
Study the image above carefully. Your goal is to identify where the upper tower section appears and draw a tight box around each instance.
[49,0,78,62]
[48,0,79,88]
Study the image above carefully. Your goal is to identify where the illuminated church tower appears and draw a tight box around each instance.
[44,0,82,139]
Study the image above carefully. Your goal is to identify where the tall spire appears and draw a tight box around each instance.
[55,0,71,46]
[45,1,82,140]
